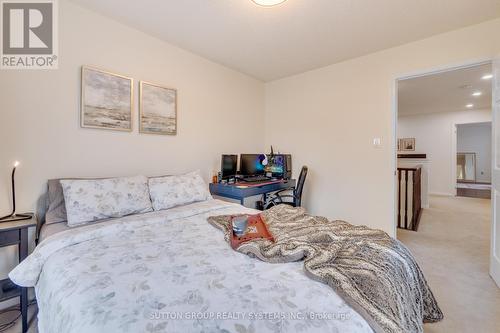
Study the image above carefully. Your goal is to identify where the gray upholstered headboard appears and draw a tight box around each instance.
[34,190,49,244]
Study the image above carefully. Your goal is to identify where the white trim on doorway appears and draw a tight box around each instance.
[492,255,500,287]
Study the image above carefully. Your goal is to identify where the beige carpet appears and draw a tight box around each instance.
[398,195,500,333]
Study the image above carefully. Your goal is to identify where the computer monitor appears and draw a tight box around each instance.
[221,155,237,178]
[265,154,292,179]
[268,155,285,175]
[272,154,292,179]
[240,154,266,176]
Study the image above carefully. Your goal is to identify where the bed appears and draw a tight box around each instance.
[12,198,373,333]
[11,172,443,333]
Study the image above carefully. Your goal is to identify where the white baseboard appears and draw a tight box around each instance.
[491,254,500,288]
[429,192,454,197]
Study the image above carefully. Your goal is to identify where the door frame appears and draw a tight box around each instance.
[391,58,498,286]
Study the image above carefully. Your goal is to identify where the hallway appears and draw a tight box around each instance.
[398,195,499,332]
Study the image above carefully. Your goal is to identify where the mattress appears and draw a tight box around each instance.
[11,199,372,333]
[39,221,70,241]
[39,218,113,241]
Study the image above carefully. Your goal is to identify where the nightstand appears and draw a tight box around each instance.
[0,214,36,333]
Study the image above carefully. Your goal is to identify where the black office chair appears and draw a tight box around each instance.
[263,166,308,209]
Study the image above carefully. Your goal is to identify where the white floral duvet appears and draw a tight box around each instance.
[10,200,372,333]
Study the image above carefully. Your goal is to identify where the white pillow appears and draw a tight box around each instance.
[148,170,212,211]
[60,175,153,226]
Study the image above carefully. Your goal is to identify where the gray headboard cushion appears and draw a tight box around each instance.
[36,192,49,223]
[45,179,69,224]
[35,190,49,244]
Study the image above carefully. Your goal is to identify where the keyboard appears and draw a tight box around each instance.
[241,175,271,183]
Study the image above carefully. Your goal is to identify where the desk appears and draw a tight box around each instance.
[209,179,296,205]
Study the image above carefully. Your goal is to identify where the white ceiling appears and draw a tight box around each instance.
[70,0,500,81]
[398,63,493,116]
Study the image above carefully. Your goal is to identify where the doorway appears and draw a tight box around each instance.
[395,62,492,225]
[393,61,499,330]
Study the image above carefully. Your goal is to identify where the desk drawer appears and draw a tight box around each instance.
[0,230,19,246]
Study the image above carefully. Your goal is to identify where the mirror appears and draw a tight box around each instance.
[457,153,476,182]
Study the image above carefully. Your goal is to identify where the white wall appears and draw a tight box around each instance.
[398,110,491,195]
[457,122,492,183]
[0,2,265,288]
[265,18,500,235]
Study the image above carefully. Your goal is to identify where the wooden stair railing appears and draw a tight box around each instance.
[397,166,423,231]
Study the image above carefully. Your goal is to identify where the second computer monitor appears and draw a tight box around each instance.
[240,154,266,176]
[221,154,238,178]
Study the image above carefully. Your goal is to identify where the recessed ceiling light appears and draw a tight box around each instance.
[252,0,287,6]
[466,104,474,108]
[472,91,482,97]
[482,74,493,80]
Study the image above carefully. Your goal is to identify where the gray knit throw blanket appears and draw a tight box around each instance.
[208,205,443,333]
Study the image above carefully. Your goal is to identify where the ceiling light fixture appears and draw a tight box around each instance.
[472,91,482,97]
[252,0,287,7]
[482,74,493,80]
[466,104,474,108]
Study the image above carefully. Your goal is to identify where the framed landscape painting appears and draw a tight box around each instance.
[139,81,177,135]
[81,66,133,131]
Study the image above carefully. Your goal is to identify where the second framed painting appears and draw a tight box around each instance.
[139,81,177,135]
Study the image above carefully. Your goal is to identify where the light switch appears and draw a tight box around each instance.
[373,138,381,147]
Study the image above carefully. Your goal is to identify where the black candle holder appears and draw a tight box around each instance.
[0,162,31,222]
